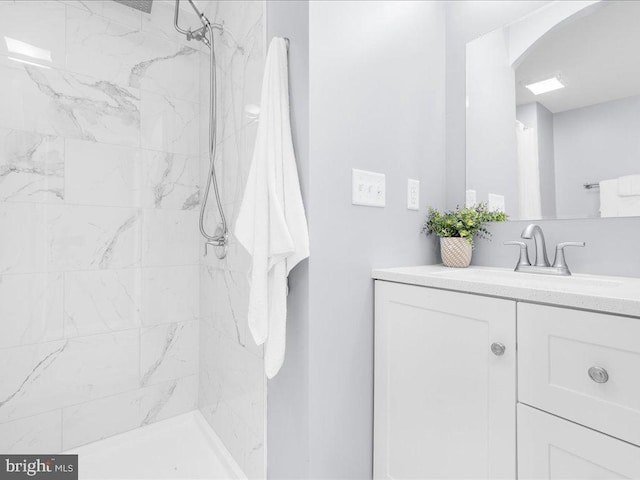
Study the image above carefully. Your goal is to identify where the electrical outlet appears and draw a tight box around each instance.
[465,189,477,207]
[407,179,420,210]
[352,169,385,207]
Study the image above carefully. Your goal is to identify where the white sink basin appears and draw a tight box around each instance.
[430,267,622,291]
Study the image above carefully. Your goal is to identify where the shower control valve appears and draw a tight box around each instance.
[204,236,228,259]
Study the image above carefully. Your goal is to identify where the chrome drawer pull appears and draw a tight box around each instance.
[588,366,609,384]
[490,343,506,356]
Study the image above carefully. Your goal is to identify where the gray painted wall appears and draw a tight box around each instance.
[554,95,640,218]
[307,1,445,477]
[265,2,310,478]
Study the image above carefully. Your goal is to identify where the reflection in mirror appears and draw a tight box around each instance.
[466,1,640,221]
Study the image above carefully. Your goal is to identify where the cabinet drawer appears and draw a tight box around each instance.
[518,302,640,446]
[518,403,640,479]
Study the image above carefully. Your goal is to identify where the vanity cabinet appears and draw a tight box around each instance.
[373,274,640,480]
[373,281,516,479]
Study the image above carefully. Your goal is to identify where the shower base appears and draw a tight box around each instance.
[65,411,245,479]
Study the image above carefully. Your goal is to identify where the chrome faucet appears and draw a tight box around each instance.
[521,223,550,267]
[505,224,585,276]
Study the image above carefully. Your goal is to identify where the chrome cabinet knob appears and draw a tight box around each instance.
[491,343,506,356]
[588,366,609,384]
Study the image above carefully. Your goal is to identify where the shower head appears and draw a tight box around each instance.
[112,0,153,14]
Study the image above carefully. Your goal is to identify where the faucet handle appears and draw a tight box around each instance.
[504,241,531,269]
[552,242,586,271]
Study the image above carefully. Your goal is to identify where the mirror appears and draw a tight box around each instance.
[466,1,640,220]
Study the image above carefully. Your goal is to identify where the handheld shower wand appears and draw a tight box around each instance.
[174,0,227,258]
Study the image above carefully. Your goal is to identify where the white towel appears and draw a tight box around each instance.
[234,38,309,379]
[618,195,640,217]
[618,174,640,197]
[599,179,619,217]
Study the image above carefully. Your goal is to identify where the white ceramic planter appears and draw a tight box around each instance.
[440,237,472,268]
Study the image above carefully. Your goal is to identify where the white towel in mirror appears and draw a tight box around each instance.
[599,179,619,217]
[618,175,640,197]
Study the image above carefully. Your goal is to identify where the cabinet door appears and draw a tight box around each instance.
[518,403,640,479]
[373,281,516,479]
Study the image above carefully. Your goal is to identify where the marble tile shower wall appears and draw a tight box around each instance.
[197,1,266,478]
[0,0,203,453]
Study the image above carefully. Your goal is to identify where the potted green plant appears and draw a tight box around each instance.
[422,203,507,267]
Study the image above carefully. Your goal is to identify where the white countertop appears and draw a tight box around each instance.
[372,265,640,317]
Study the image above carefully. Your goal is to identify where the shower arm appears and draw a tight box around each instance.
[173,0,191,36]
[186,0,210,26]
[174,0,222,46]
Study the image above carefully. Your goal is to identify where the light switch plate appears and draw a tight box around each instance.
[488,193,506,213]
[352,169,385,207]
[407,179,420,210]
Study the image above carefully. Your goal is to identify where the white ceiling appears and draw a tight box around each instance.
[515,1,640,113]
